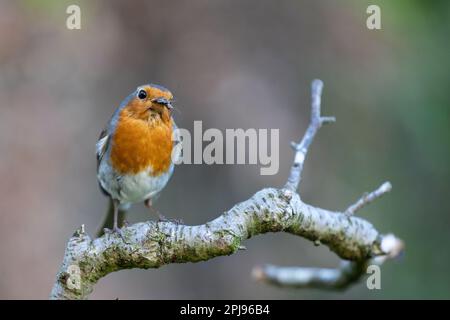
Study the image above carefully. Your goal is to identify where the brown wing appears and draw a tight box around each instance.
[96,128,112,196]
[96,128,110,170]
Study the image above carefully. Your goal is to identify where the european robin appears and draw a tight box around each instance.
[96,84,180,236]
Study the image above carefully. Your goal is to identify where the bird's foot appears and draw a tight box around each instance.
[103,227,127,241]
[145,198,182,224]
[158,214,183,224]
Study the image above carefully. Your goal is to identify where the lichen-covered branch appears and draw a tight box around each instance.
[50,79,403,299]
[50,188,398,299]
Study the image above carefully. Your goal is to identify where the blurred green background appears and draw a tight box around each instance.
[0,0,449,299]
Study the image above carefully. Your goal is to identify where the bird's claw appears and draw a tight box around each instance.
[103,227,126,241]
[158,214,183,224]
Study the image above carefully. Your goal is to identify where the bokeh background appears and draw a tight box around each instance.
[0,0,449,299]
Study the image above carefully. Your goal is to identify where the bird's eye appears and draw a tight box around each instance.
[137,89,147,100]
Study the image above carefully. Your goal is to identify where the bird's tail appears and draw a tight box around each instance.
[96,198,128,237]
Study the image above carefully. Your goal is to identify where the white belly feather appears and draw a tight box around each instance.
[98,159,174,205]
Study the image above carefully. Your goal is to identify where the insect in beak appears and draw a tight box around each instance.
[152,98,173,110]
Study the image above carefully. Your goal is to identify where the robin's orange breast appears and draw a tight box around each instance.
[110,110,174,176]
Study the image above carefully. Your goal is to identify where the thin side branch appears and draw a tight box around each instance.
[345,182,392,215]
[252,261,367,290]
[285,79,335,191]
[252,233,403,289]
[50,79,403,299]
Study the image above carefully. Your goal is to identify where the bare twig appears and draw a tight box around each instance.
[345,182,392,215]
[50,80,402,299]
[285,79,335,191]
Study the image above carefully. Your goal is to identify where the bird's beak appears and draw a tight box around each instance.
[152,98,173,110]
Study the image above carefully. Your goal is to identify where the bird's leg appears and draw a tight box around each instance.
[145,198,183,224]
[145,198,163,220]
[104,199,126,239]
[113,199,120,231]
